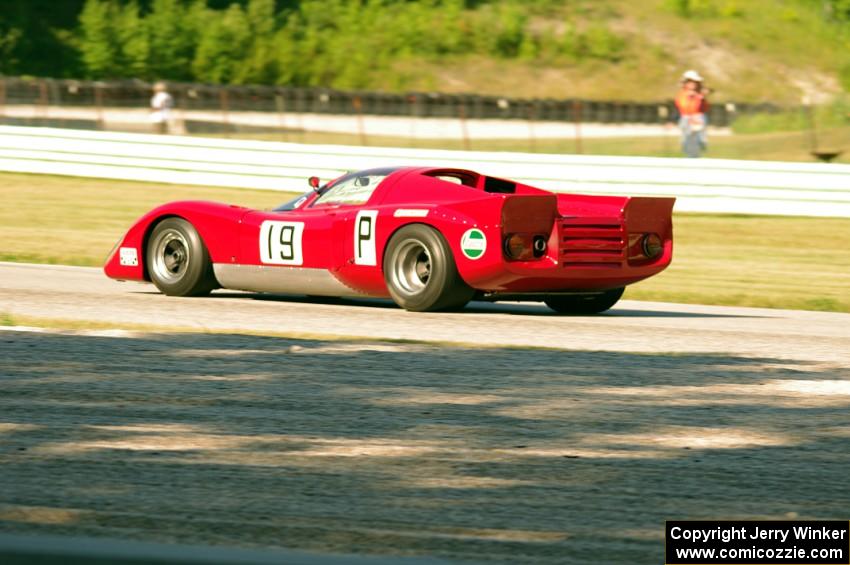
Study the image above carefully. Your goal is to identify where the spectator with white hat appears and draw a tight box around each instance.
[149,81,174,134]
[674,70,710,157]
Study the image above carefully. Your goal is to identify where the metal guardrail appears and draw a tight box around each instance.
[1,125,848,217]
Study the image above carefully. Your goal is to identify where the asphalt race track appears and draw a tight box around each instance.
[2,261,850,563]
[2,262,849,363]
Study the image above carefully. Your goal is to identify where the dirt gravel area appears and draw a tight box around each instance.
[2,328,849,563]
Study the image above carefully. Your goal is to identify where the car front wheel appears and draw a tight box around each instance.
[384,224,474,312]
[147,217,217,297]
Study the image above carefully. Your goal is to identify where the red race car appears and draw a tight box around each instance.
[104,166,674,313]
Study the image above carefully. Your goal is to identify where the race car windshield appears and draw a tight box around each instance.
[273,191,313,212]
[311,167,400,207]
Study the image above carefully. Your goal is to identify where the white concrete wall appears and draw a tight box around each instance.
[1,125,848,217]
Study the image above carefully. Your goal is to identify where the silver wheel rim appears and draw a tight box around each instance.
[390,239,432,296]
[152,229,190,283]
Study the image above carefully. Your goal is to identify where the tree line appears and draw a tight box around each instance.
[1,0,626,89]
[1,0,849,91]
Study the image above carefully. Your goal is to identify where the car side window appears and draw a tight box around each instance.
[424,170,479,188]
[312,174,388,206]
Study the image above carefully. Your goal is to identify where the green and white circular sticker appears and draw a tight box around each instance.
[460,228,487,260]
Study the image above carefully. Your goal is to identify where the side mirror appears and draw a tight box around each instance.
[308,176,321,192]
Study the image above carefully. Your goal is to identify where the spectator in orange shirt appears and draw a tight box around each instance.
[674,70,709,157]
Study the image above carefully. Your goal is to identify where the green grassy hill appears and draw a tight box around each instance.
[390,0,850,104]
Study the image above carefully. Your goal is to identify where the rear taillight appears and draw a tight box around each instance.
[532,235,547,257]
[503,234,548,260]
[642,233,663,259]
[627,232,664,262]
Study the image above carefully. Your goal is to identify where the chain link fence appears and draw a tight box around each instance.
[0,76,784,152]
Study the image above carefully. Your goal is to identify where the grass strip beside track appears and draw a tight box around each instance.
[1,171,848,312]
[3,313,671,355]
[0,172,291,267]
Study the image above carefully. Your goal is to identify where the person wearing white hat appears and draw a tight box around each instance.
[149,81,174,134]
[675,70,709,157]
[682,69,704,83]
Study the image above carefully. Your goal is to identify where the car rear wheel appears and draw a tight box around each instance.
[544,287,624,315]
[384,224,475,312]
[147,217,217,297]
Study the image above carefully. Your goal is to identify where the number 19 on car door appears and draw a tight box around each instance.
[260,221,304,265]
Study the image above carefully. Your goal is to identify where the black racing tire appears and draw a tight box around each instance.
[383,224,475,312]
[544,287,625,315]
[147,217,217,297]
